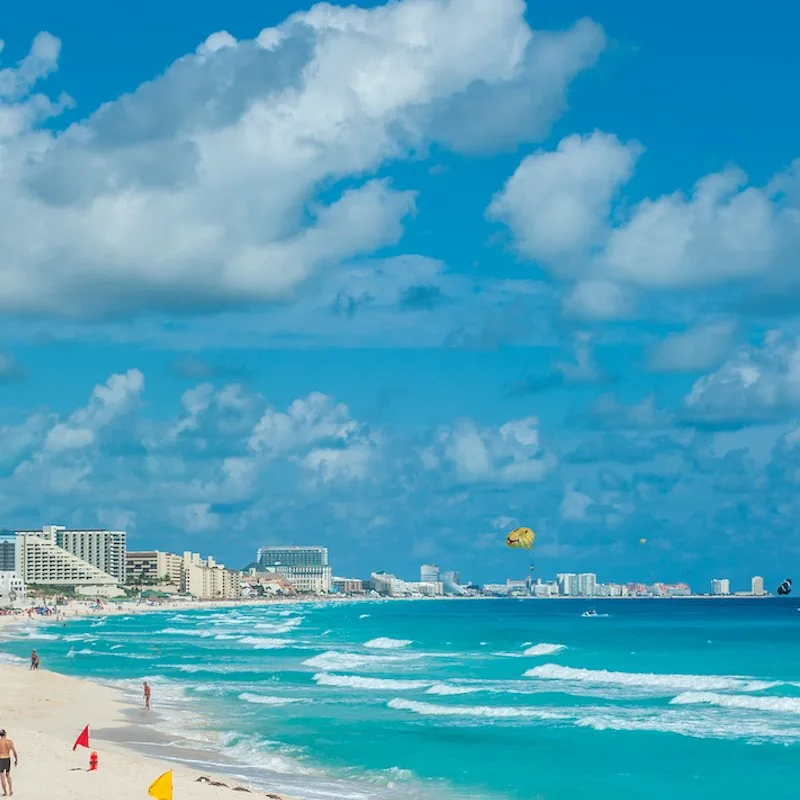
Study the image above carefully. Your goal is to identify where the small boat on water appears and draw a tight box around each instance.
[581,608,598,618]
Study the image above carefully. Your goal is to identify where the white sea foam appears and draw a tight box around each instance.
[159,627,215,638]
[63,633,97,642]
[253,618,304,635]
[110,644,124,650]
[575,710,800,742]
[313,673,430,691]
[238,693,306,706]
[219,732,317,777]
[238,636,294,649]
[67,648,95,657]
[359,614,370,619]
[173,664,266,675]
[0,653,26,665]
[303,651,421,672]
[388,698,565,720]
[425,684,482,696]
[393,695,800,742]
[364,637,412,650]
[25,632,60,640]
[524,664,778,693]
[671,691,800,714]
[523,643,566,657]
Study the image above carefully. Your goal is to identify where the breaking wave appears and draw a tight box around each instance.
[313,673,430,691]
[238,636,294,649]
[66,648,95,657]
[523,643,566,657]
[524,664,778,693]
[670,691,800,714]
[388,698,565,720]
[303,650,422,672]
[238,693,306,706]
[425,684,483,696]
[364,637,413,649]
[158,627,215,638]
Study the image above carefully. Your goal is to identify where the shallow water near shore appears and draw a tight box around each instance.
[2,597,799,799]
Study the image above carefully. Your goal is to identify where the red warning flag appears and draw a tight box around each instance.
[72,725,90,751]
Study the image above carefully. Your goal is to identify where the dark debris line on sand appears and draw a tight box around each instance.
[195,775,284,798]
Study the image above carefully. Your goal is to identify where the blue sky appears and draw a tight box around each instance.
[1,0,799,589]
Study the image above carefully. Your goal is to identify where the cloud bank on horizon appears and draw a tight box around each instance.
[1,0,799,583]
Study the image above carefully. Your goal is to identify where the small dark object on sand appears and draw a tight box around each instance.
[195,776,229,787]
[232,787,251,793]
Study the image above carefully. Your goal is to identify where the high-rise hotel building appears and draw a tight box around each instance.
[14,525,126,586]
[257,546,332,592]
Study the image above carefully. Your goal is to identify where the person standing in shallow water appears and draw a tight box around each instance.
[0,729,18,797]
[29,650,39,670]
[143,681,151,711]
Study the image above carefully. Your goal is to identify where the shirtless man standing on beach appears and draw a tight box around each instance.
[0,729,18,796]
[143,681,151,712]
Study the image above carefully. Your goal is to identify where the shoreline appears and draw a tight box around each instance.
[1,599,458,800]
[0,659,299,799]
[1,594,790,800]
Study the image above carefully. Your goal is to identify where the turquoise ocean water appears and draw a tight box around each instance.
[2,598,799,799]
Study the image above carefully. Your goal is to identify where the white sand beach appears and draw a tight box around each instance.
[0,662,296,799]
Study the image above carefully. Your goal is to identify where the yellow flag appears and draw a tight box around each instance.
[148,770,173,800]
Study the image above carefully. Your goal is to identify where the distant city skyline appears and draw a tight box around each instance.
[0,521,784,603]
[0,525,783,596]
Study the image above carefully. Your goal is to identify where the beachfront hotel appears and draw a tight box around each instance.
[256,545,333,593]
[368,571,444,597]
[12,526,125,591]
[257,546,329,568]
[15,525,127,583]
[711,578,731,595]
[0,529,25,605]
[126,550,242,599]
[127,550,184,585]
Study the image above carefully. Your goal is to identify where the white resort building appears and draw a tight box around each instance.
[13,526,126,590]
[256,546,332,593]
[126,550,242,599]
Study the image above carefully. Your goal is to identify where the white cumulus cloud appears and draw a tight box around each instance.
[427,416,556,483]
[0,0,605,318]
[487,131,642,268]
[490,130,800,313]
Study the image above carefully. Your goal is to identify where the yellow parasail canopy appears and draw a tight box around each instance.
[506,527,535,550]
[149,770,173,800]
[639,538,647,544]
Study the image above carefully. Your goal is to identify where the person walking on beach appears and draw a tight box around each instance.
[143,681,151,712]
[29,650,39,670]
[0,729,18,796]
